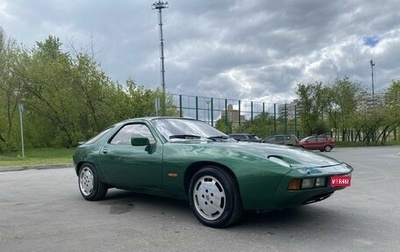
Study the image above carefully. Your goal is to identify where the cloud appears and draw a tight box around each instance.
[1,0,400,103]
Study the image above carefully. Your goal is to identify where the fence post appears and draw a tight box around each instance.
[251,101,254,123]
[295,105,297,137]
[274,103,277,134]
[211,98,214,126]
[195,96,199,120]
[284,103,287,134]
[225,99,228,125]
[179,95,183,117]
[238,100,241,125]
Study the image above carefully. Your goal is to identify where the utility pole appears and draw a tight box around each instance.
[152,1,168,115]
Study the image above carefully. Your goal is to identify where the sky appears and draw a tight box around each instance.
[1,0,400,104]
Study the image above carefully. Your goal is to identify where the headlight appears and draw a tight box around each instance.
[288,177,327,190]
[301,178,315,189]
[315,177,326,187]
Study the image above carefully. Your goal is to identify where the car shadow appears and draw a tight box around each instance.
[235,203,351,232]
[92,188,346,230]
[97,189,191,216]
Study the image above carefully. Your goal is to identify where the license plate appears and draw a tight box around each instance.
[330,175,351,187]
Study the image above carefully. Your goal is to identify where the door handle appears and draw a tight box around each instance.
[102,148,109,154]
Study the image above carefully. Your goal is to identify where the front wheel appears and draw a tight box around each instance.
[189,166,243,228]
[324,145,332,152]
[78,163,108,201]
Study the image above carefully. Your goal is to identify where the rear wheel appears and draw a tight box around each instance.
[324,145,332,152]
[78,163,108,201]
[189,166,243,228]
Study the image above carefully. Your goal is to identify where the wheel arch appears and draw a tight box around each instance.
[75,161,86,176]
[75,161,96,176]
[183,161,239,196]
[75,161,110,185]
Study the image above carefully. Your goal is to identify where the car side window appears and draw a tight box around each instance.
[234,135,246,140]
[276,136,284,141]
[307,137,317,142]
[110,123,156,145]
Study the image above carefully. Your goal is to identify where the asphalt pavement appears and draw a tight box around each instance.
[1,146,399,252]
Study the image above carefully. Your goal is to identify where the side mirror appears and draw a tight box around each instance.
[131,135,150,146]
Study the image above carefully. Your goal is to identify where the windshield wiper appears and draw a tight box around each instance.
[169,134,201,139]
[207,135,229,141]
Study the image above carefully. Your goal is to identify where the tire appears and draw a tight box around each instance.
[78,163,108,201]
[324,145,332,152]
[189,166,243,228]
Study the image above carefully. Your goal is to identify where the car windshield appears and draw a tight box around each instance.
[151,118,228,141]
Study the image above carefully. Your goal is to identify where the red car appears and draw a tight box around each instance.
[299,135,335,152]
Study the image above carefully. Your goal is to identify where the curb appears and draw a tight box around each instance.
[0,164,74,173]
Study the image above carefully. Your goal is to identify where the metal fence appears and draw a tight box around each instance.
[171,94,299,137]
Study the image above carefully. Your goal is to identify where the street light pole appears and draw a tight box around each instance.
[18,103,25,158]
[152,1,168,115]
[370,59,375,107]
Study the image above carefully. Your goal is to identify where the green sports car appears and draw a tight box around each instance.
[73,117,353,228]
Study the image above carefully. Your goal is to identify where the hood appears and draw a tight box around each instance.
[167,139,345,170]
[235,142,338,164]
[204,141,343,170]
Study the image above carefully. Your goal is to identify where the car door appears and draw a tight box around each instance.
[316,135,328,149]
[305,136,318,149]
[98,122,162,189]
[275,135,285,144]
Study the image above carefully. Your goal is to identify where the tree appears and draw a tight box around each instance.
[20,36,80,147]
[0,28,25,152]
[228,112,275,138]
[296,82,329,135]
[379,80,400,143]
[327,77,362,141]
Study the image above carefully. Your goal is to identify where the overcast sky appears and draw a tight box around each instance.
[1,0,400,104]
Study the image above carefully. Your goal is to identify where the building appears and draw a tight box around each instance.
[220,104,246,127]
[277,100,298,120]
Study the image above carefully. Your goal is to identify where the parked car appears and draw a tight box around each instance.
[228,133,262,142]
[299,135,335,152]
[264,134,299,146]
[73,117,352,228]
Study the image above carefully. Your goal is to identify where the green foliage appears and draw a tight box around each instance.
[296,77,399,144]
[215,119,233,134]
[0,30,177,151]
[0,28,25,152]
[296,81,329,135]
[227,112,276,139]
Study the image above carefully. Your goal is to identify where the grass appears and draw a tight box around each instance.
[0,148,75,167]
